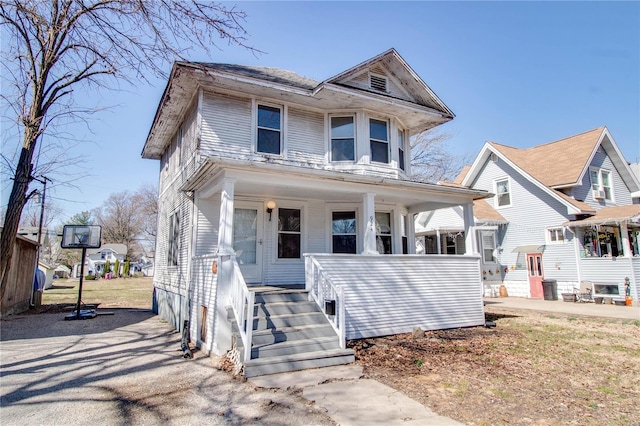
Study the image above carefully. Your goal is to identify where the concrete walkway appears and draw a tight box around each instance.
[484,296,639,320]
[249,365,463,426]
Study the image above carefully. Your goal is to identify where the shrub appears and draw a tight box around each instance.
[85,275,96,280]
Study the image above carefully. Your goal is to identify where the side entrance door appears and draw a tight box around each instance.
[527,252,544,298]
[233,202,263,284]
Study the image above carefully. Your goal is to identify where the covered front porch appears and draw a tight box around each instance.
[184,161,489,372]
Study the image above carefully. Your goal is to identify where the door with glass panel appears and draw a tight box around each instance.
[233,203,263,283]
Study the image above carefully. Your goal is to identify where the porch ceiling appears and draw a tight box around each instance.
[191,159,490,212]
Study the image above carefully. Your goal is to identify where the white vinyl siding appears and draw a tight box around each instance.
[200,92,252,156]
[307,254,484,339]
[288,108,324,163]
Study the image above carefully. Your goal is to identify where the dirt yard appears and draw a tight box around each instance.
[349,307,640,426]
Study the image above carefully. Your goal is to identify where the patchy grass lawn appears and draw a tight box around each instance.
[349,307,640,426]
[42,276,154,309]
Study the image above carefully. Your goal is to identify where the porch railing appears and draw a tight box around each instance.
[305,255,346,349]
[229,257,254,362]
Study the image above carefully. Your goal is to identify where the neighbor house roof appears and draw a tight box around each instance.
[488,127,604,188]
[565,205,640,227]
[473,200,507,224]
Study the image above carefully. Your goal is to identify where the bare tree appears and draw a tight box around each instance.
[93,191,143,259]
[0,0,255,298]
[410,129,472,183]
[134,183,158,259]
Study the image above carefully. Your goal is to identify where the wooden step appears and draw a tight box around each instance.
[243,349,355,378]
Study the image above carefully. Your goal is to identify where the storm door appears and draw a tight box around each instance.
[233,203,263,283]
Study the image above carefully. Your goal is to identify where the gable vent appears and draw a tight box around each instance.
[370,74,388,92]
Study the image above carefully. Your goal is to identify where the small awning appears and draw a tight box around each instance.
[512,245,545,253]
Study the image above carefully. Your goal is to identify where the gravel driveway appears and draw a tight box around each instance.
[1,309,334,425]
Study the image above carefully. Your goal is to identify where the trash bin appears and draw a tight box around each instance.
[542,279,558,301]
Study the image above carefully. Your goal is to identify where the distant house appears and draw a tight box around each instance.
[73,243,128,277]
[427,127,640,301]
[54,264,71,279]
[38,261,55,290]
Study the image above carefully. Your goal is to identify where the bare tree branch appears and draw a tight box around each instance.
[0,0,257,298]
[410,129,472,184]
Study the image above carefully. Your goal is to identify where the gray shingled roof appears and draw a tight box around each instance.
[192,63,320,90]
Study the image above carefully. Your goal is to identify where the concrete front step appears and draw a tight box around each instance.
[251,323,337,345]
[251,336,341,358]
[243,348,355,378]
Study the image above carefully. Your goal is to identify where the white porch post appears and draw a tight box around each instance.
[407,213,416,254]
[463,203,477,255]
[361,192,378,255]
[621,222,632,257]
[217,178,236,255]
[436,229,442,254]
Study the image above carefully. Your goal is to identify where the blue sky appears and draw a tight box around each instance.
[2,1,639,221]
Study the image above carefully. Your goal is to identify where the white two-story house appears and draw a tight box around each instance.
[142,49,491,376]
[424,127,640,302]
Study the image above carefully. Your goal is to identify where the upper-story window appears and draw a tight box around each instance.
[257,104,282,155]
[495,178,511,207]
[330,116,355,162]
[398,129,406,171]
[589,168,613,201]
[370,119,389,164]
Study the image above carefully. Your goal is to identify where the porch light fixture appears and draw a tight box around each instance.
[266,200,276,221]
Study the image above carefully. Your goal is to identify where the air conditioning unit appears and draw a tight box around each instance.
[592,189,605,199]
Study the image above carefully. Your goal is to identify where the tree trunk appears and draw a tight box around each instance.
[0,138,38,300]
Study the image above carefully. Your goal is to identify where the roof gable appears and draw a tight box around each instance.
[323,48,454,119]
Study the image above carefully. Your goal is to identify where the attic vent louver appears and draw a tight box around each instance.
[370,74,388,92]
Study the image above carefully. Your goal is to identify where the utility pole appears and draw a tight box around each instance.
[31,175,50,306]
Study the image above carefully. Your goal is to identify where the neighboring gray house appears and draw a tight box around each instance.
[429,127,640,301]
[142,49,491,376]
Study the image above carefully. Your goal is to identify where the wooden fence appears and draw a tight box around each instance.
[1,235,38,316]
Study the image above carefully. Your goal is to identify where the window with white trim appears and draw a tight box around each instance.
[547,227,565,244]
[375,212,392,254]
[332,211,357,254]
[278,208,301,259]
[257,104,282,155]
[167,211,180,266]
[330,116,355,161]
[398,129,406,171]
[589,168,613,201]
[495,178,511,207]
[480,231,496,263]
[370,119,389,163]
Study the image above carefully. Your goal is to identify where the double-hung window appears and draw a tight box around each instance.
[398,129,406,171]
[480,231,496,263]
[495,178,511,207]
[332,211,357,254]
[590,168,613,201]
[330,116,355,161]
[375,212,392,254]
[257,104,282,155]
[278,208,301,259]
[370,119,389,163]
[168,211,180,266]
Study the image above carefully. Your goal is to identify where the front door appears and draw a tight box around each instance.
[233,203,263,283]
[527,253,544,298]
